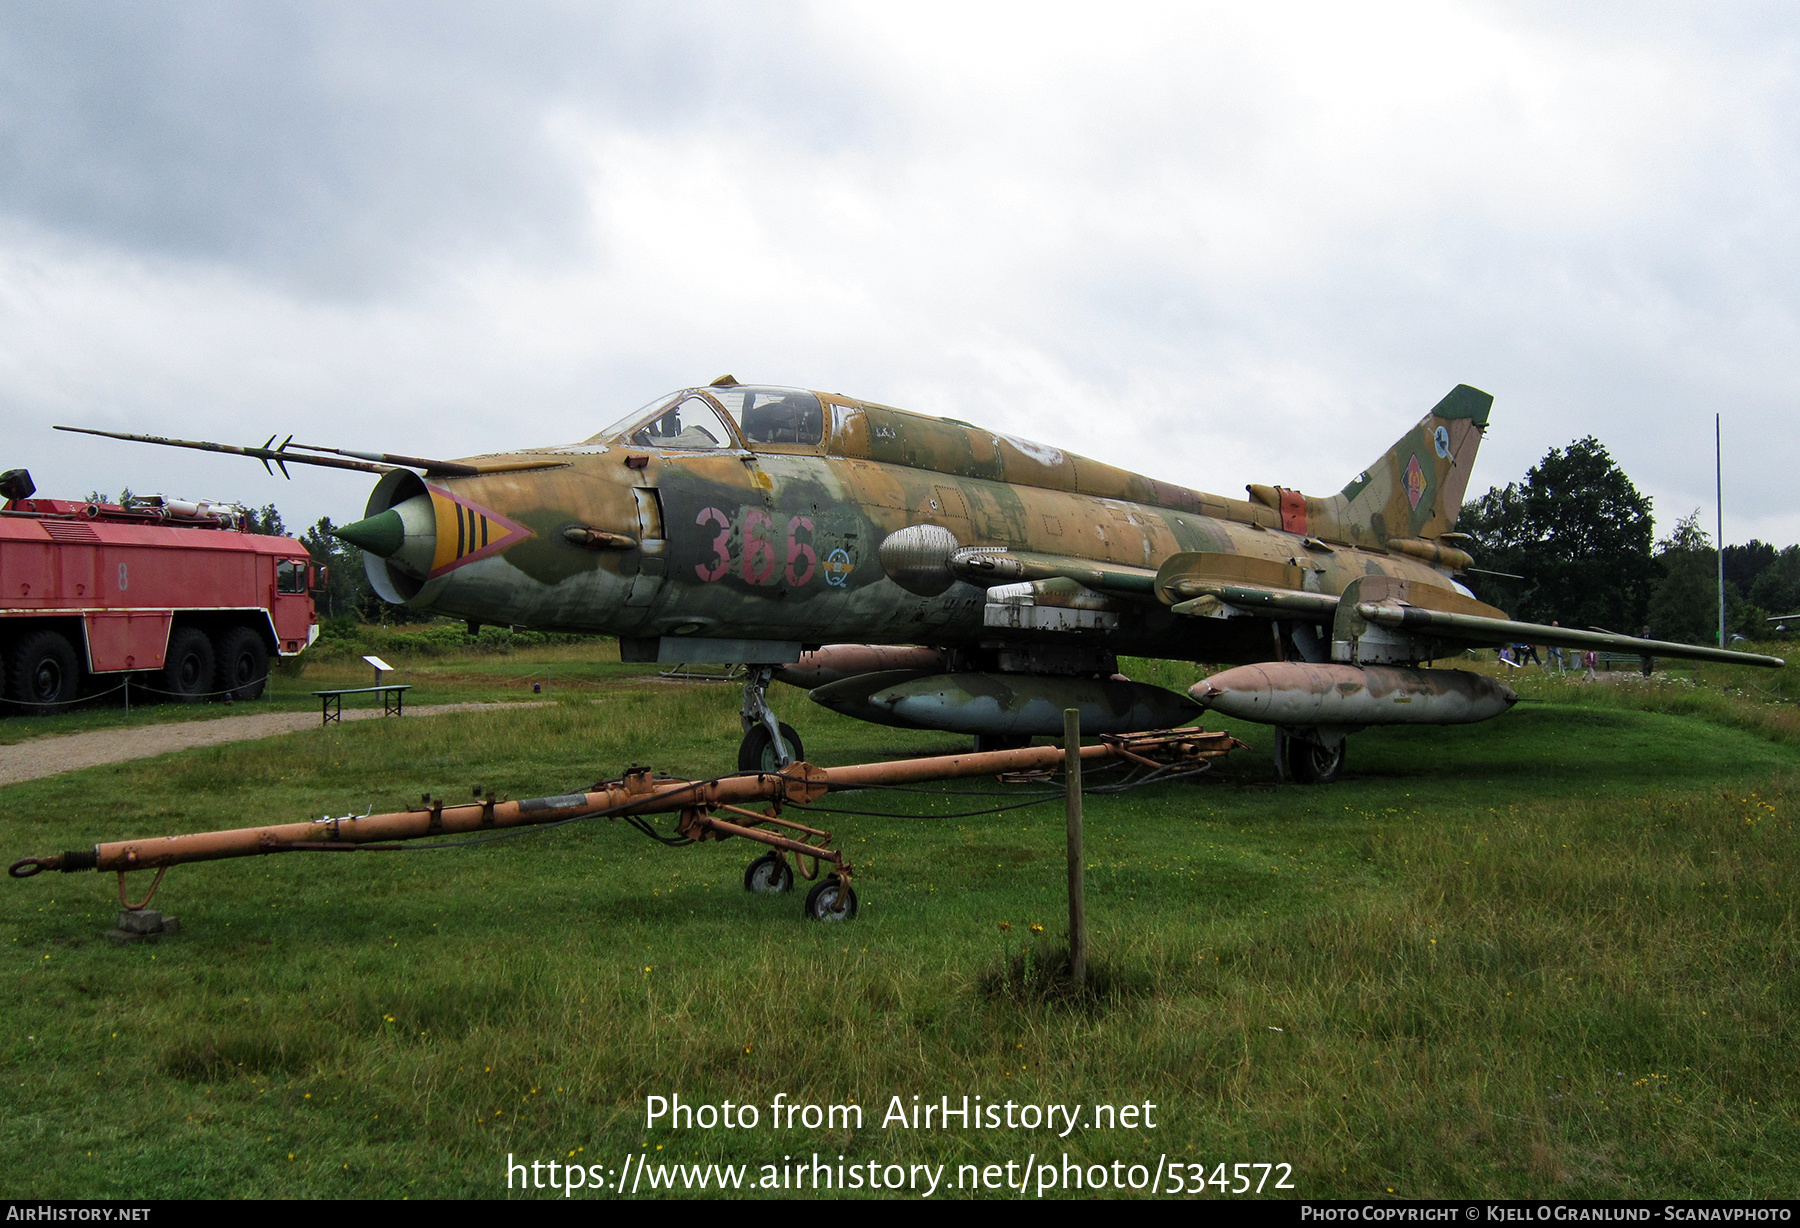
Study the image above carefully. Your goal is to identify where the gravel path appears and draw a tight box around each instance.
[0,702,555,787]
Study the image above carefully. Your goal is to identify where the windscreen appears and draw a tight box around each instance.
[582,385,824,449]
[583,393,736,450]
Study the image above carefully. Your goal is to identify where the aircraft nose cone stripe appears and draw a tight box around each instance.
[426,485,533,579]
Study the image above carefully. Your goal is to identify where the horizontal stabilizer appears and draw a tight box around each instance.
[1358,604,1786,669]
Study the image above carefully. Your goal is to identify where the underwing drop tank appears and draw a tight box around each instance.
[809,669,1204,736]
[772,644,948,690]
[1189,663,1516,727]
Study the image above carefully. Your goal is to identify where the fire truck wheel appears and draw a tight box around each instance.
[161,627,216,703]
[5,629,82,715]
[214,627,269,701]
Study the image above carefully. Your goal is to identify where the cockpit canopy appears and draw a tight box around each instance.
[585,385,824,450]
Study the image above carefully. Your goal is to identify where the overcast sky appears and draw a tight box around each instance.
[2,1,1796,548]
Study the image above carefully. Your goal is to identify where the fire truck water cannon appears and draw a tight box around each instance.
[128,494,252,527]
[9,727,1243,923]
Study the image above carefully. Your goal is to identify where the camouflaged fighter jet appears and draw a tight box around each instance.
[60,377,1784,781]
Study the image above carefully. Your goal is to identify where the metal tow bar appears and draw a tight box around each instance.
[9,727,1243,923]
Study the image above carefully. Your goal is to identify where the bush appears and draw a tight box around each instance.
[303,619,600,660]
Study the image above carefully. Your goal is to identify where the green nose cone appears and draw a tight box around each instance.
[332,509,405,557]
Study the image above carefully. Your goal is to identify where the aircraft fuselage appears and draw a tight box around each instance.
[356,384,1464,664]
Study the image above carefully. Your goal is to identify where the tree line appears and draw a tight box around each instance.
[1458,438,1799,644]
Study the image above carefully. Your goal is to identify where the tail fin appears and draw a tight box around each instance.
[1270,384,1491,550]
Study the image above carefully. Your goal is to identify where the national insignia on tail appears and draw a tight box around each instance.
[1403,454,1428,510]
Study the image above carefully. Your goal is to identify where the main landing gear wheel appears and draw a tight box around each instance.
[743,853,794,895]
[738,722,805,773]
[804,874,858,922]
[1277,729,1345,785]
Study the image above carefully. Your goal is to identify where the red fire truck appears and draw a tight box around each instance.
[0,468,321,714]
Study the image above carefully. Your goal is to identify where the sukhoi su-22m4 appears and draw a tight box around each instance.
[64,377,1784,781]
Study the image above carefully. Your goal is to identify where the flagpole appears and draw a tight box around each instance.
[1717,413,1726,648]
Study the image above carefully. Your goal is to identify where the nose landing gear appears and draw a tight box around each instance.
[738,666,805,771]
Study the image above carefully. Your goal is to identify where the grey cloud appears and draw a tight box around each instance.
[0,2,873,296]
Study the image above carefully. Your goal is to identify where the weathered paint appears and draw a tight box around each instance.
[349,381,1498,667]
[809,669,1205,736]
[772,644,947,689]
[1191,662,1517,727]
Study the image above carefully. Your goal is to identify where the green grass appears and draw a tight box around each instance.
[2,642,1798,1198]
[0,631,625,746]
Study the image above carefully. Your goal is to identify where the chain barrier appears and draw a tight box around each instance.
[4,672,270,708]
[4,679,131,708]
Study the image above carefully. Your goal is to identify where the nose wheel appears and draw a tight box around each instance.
[738,666,804,771]
[739,722,805,773]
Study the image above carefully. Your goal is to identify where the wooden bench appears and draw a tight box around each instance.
[314,684,411,725]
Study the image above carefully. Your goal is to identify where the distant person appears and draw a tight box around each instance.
[1638,624,1654,677]
[1521,642,1542,667]
[1582,648,1598,682]
[1548,622,1564,673]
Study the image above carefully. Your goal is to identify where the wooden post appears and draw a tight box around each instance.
[1064,707,1086,987]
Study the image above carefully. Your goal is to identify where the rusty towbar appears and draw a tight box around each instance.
[9,728,1242,922]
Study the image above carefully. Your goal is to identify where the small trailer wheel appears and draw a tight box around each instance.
[804,874,858,922]
[743,853,794,895]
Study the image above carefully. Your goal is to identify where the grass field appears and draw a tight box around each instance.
[2,637,1797,1199]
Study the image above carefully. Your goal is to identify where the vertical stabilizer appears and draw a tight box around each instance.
[1269,385,1491,550]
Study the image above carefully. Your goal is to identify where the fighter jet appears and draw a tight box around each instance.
[60,377,1783,781]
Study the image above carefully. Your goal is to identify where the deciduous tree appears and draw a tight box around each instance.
[1459,437,1657,631]
[1646,512,1720,645]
